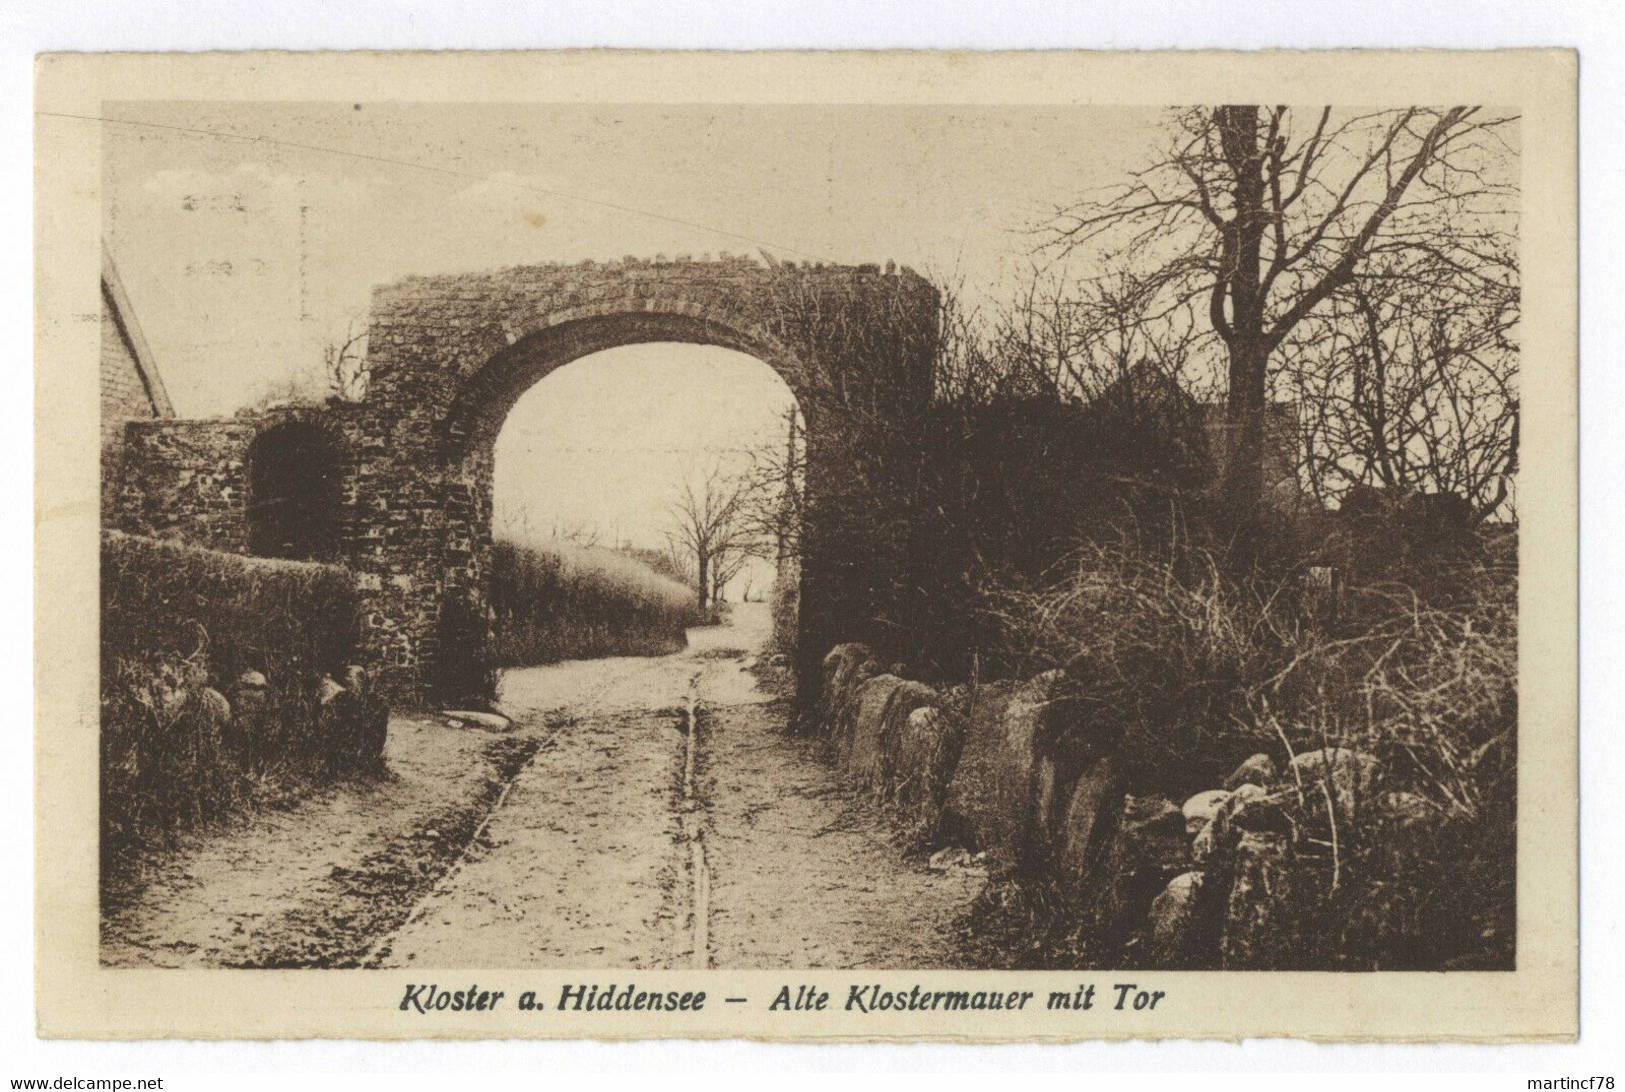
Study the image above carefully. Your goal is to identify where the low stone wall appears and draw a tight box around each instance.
[814,640,1392,969]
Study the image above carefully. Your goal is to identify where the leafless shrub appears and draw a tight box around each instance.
[982,528,1515,968]
[324,317,370,403]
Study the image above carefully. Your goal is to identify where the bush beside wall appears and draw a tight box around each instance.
[100,531,366,858]
[815,519,1516,971]
[770,558,800,655]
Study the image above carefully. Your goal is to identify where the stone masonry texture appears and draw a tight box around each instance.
[112,256,940,707]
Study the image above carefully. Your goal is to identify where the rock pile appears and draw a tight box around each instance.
[222,664,390,775]
[815,641,1386,969]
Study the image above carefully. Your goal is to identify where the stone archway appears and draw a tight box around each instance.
[109,255,940,709]
[349,256,939,708]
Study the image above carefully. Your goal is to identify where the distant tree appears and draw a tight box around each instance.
[663,460,757,614]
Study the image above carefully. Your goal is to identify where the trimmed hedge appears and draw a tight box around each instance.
[489,538,704,667]
[100,532,365,855]
[102,531,361,705]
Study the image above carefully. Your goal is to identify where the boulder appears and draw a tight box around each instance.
[927,846,972,871]
[1082,795,1189,953]
[227,673,269,759]
[164,684,229,764]
[821,642,875,725]
[1224,752,1276,790]
[821,643,867,687]
[839,674,907,784]
[1182,789,1231,836]
[186,686,232,758]
[821,643,879,741]
[318,676,346,705]
[1119,796,1186,860]
[198,686,232,724]
[1213,783,1267,835]
[1033,755,1061,848]
[1143,871,1204,965]
[890,706,968,827]
[1192,783,1285,864]
[873,681,940,796]
[939,679,1031,867]
[1191,818,1218,865]
[1290,746,1379,809]
[1220,830,1294,968]
[441,709,513,732]
[1228,792,1293,836]
[316,682,360,773]
[938,671,1074,866]
[358,694,390,773]
[1054,756,1123,890]
[341,665,369,696]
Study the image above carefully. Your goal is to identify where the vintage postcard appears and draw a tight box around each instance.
[34,50,1577,1041]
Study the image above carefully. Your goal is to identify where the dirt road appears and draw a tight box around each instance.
[104,604,978,969]
[376,603,977,968]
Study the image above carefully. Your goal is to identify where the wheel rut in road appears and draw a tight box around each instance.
[372,604,980,970]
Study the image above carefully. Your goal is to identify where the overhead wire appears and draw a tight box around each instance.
[39,109,835,263]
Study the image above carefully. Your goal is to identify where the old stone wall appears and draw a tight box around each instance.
[114,418,256,552]
[110,255,940,707]
[351,256,938,705]
[812,642,1392,970]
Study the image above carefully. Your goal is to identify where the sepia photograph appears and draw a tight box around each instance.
[31,48,1579,1043]
[92,95,1524,974]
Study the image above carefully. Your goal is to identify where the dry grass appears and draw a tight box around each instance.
[981,527,1516,969]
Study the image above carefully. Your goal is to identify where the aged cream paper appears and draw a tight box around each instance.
[36,49,1576,1041]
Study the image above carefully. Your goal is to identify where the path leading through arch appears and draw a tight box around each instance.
[100,604,980,970]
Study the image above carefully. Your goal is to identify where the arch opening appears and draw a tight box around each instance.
[448,339,805,699]
[441,308,811,456]
[352,262,937,708]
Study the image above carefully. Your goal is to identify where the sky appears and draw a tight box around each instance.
[491,344,793,564]
[102,102,1164,413]
[100,102,1165,556]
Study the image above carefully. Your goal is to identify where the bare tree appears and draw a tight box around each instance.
[663,460,757,614]
[1280,243,1519,519]
[1047,106,1518,522]
[325,318,370,403]
[733,405,806,564]
[709,539,753,607]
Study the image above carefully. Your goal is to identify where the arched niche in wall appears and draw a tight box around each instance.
[246,421,347,562]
